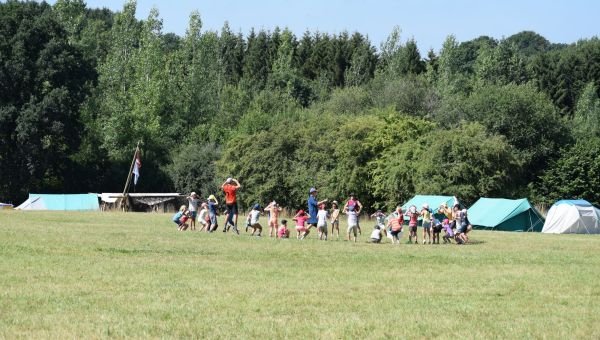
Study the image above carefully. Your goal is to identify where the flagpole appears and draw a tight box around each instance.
[121,141,141,211]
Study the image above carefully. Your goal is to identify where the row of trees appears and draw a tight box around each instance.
[1,0,599,209]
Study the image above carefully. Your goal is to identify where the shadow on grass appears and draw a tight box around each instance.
[463,239,486,245]
[95,247,218,256]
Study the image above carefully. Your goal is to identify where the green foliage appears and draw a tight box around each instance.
[2,0,600,210]
[460,83,569,183]
[320,86,372,115]
[168,142,221,196]
[0,0,94,201]
[378,27,424,79]
[505,31,551,58]
[534,137,600,206]
[370,121,522,207]
[473,40,528,87]
[370,74,438,117]
[572,82,600,139]
[415,123,523,205]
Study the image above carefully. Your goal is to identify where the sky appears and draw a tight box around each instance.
[50,0,599,53]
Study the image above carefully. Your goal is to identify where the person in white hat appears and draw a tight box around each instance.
[207,194,219,232]
[187,192,201,230]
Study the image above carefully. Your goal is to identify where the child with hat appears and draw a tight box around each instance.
[207,194,219,232]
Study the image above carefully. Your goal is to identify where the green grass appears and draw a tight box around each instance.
[1,211,599,338]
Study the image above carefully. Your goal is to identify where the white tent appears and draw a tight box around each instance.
[14,196,47,210]
[542,200,600,234]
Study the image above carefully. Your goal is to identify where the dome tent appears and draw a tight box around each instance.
[542,200,600,234]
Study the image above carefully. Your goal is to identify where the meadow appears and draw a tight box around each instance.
[1,210,599,339]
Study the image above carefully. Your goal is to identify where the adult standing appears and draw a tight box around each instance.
[187,192,201,231]
[221,177,241,234]
[307,188,327,235]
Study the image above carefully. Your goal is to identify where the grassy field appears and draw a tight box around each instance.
[1,210,599,338]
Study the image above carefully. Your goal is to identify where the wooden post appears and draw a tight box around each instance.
[121,141,141,211]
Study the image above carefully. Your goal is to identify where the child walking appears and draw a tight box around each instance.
[207,194,219,232]
[197,202,209,232]
[406,205,419,244]
[344,205,359,243]
[330,201,341,239]
[317,203,329,240]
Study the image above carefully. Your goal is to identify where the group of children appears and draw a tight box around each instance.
[366,202,472,245]
[172,195,473,245]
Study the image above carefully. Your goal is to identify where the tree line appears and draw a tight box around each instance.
[1,0,599,209]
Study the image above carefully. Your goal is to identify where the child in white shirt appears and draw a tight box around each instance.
[345,205,359,243]
[316,203,329,240]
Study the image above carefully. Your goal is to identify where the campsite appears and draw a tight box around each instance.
[1,210,600,338]
[2,0,600,338]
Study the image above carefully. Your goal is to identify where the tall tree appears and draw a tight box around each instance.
[219,21,244,85]
[0,1,93,201]
[572,82,600,139]
[242,28,270,92]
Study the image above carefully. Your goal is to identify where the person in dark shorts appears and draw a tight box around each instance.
[221,178,241,234]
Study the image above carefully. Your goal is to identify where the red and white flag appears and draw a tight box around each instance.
[132,150,141,185]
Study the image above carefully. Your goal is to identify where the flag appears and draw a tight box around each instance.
[132,150,141,185]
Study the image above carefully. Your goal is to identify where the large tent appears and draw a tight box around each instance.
[467,198,544,232]
[15,194,99,211]
[401,195,457,223]
[542,199,600,234]
[402,195,456,212]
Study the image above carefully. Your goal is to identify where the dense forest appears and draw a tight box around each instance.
[1,0,599,209]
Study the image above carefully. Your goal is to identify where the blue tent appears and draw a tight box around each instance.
[402,195,456,212]
[401,195,456,223]
[15,194,99,211]
[467,197,544,232]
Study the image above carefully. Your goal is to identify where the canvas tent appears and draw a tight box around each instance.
[401,195,457,223]
[15,194,99,211]
[467,198,544,232]
[542,200,600,234]
[402,195,456,212]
